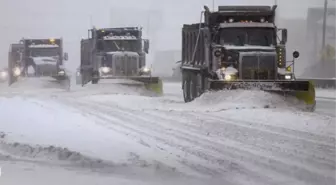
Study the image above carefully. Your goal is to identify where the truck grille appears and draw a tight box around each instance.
[114,55,138,76]
[241,55,276,80]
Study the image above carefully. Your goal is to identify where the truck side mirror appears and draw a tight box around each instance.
[281,29,287,44]
[292,51,300,59]
[144,39,149,54]
[63,52,68,61]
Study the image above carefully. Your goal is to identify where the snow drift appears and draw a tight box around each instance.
[0,97,174,170]
[86,88,312,113]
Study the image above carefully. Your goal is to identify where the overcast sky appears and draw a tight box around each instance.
[0,0,330,70]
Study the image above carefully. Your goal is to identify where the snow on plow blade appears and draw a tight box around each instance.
[100,76,163,95]
[209,80,316,111]
[7,73,71,91]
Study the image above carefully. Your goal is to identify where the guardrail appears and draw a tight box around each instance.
[297,78,336,89]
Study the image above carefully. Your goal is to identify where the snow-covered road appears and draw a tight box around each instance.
[0,79,335,185]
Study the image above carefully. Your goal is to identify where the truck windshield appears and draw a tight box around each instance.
[219,27,275,46]
[98,40,139,52]
[30,47,59,57]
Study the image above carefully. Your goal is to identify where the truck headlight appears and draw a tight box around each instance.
[224,74,232,81]
[100,67,110,73]
[58,70,65,76]
[142,67,150,73]
[13,67,21,77]
[224,74,236,81]
[285,75,291,80]
[140,67,151,75]
[0,71,7,78]
[221,66,238,81]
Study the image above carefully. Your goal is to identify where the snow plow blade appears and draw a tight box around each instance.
[209,80,316,111]
[100,76,163,95]
[51,75,69,81]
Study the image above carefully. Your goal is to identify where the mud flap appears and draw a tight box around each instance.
[81,66,93,86]
[144,79,163,95]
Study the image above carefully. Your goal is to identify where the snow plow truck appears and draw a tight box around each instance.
[180,5,316,111]
[7,38,69,86]
[79,27,162,95]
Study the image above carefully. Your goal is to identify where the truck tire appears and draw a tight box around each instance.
[92,79,98,84]
[92,71,99,84]
[196,73,205,97]
[183,70,200,102]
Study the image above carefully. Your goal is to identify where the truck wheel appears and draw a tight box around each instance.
[196,73,205,97]
[182,71,191,102]
[92,79,98,84]
[92,71,99,84]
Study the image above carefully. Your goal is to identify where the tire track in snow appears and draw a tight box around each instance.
[64,98,334,185]
[184,112,336,184]
[187,112,335,161]
[59,100,212,177]
[94,101,335,185]
[64,99,280,185]
[99,105,334,171]
[119,108,335,184]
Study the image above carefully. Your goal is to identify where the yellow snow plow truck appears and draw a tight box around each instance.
[180,5,316,111]
[79,27,162,95]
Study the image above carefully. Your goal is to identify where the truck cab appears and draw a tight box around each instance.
[205,5,297,81]
[81,27,150,84]
[21,38,68,77]
[180,5,310,103]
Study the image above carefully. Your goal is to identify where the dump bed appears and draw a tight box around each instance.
[181,23,208,69]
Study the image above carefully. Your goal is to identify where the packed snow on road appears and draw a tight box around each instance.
[0,80,335,185]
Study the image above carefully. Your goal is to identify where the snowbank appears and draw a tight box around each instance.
[67,78,159,98]
[0,96,183,171]
[0,160,155,185]
[0,77,67,96]
[0,96,210,185]
[85,89,310,112]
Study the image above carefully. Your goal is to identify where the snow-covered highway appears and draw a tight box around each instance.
[0,79,335,185]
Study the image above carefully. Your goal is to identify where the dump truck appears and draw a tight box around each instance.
[180,5,316,111]
[7,38,69,86]
[79,27,162,94]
